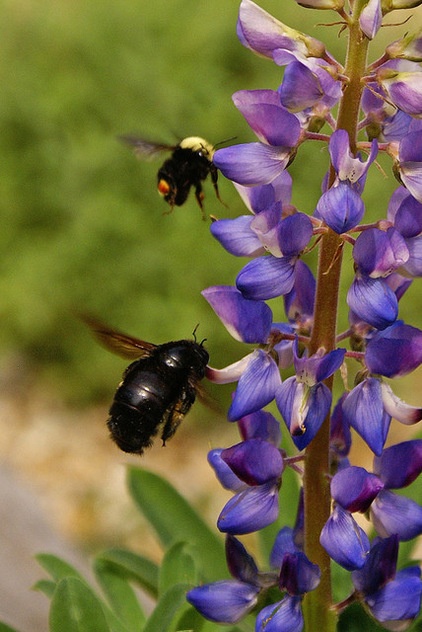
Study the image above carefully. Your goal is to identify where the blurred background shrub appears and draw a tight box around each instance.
[0,0,420,405]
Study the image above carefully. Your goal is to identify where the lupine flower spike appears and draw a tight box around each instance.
[189,1,422,630]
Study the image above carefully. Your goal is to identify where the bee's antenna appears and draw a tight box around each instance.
[192,324,207,346]
[213,136,237,150]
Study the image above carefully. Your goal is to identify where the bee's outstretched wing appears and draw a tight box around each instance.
[81,315,157,359]
[118,135,176,161]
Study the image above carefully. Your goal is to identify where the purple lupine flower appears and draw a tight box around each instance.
[374,59,422,118]
[202,286,283,419]
[188,525,320,631]
[202,285,273,344]
[330,393,352,460]
[188,0,422,628]
[325,441,422,543]
[235,212,313,301]
[352,227,409,278]
[352,534,398,596]
[320,504,370,570]
[256,596,304,632]
[212,205,313,263]
[330,466,384,513]
[373,439,422,488]
[328,129,378,192]
[387,186,422,276]
[279,552,321,596]
[366,567,422,628]
[370,489,422,541]
[270,526,299,567]
[238,408,282,445]
[208,410,282,493]
[255,521,320,632]
[283,260,316,331]
[365,321,422,377]
[315,182,365,234]
[187,535,261,623]
[352,535,422,629]
[233,171,293,214]
[359,0,382,39]
[276,340,346,450]
[341,378,391,455]
[237,0,326,61]
[394,128,422,203]
[271,553,319,626]
[215,438,284,534]
[186,580,259,624]
[277,56,342,113]
[346,275,399,331]
[360,85,412,141]
[315,129,377,233]
[213,90,302,187]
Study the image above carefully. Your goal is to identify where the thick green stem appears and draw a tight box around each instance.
[302,231,342,632]
[302,5,370,630]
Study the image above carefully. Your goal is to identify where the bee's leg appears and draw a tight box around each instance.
[162,192,176,215]
[162,204,175,216]
[161,390,194,446]
[161,410,183,445]
[210,165,228,209]
[194,184,206,220]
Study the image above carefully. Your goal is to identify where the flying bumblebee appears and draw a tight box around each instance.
[84,317,209,455]
[119,134,224,217]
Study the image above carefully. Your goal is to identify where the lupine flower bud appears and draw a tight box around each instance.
[294,0,344,7]
[382,0,422,10]
[386,29,422,62]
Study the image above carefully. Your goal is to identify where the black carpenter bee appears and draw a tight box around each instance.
[84,317,209,455]
[119,135,224,217]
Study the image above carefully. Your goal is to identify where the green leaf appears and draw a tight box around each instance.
[143,583,190,632]
[127,467,227,580]
[33,578,57,598]
[94,557,146,631]
[158,542,198,595]
[49,577,111,632]
[337,603,384,631]
[36,553,85,584]
[95,548,159,597]
[0,623,22,632]
[173,606,209,632]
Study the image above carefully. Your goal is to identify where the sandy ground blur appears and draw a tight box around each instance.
[0,365,420,631]
[0,382,233,632]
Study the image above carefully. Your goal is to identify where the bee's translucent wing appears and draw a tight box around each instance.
[82,315,157,359]
[118,135,176,161]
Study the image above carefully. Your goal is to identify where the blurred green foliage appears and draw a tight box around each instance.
[0,0,421,404]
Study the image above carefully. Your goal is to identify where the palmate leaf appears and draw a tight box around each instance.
[158,541,199,595]
[36,554,134,632]
[49,577,111,632]
[35,553,86,584]
[93,557,146,632]
[142,583,191,632]
[127,467,227,580]
[32,578,57,599]
[94,548,159,598]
